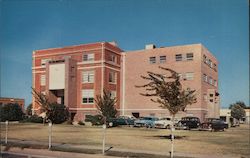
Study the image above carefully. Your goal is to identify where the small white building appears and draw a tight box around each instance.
[220,108,250,126]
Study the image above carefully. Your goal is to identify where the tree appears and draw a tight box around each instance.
[31,88,69,124]
[95,90,117,121]
[136,66,196,158]
[0,103,24,121]
[231,104,246,121]
[26,103,33,116]
[95,89,117,155]
[229,101,247,109]
[47,103,69,124]
[32,88,51,124]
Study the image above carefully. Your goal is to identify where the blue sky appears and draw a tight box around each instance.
[0,0,249,108]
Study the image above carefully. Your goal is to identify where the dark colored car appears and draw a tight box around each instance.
[177,117,200,130]
[108,116,135,127]
[201,118,228,131]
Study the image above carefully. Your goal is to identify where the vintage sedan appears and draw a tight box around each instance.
[154,117,173,129]
[108,115,135,127]
[177,117,200,130]
[134,116,159,128]
[200,118,228,131]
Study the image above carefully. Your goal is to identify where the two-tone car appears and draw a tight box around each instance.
[134,116,159,128]
[154,117,172,129]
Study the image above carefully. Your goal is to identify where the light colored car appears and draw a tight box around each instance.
[154,117,173,129]
[134,116,159,128]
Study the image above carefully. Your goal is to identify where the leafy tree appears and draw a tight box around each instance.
[95,89,117,155]
[47,103,69,124]
[95,90,117,121]
[26,103,33,116]
[231,104,246,121]
[229,101,247,109]
[0,103,24,121]
[136,66,196,158]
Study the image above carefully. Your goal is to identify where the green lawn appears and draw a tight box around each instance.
[1,123,249,157]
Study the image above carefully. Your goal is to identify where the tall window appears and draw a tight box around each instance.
[110,54,117,63]
[40,75,46,86]
[82,89,94,104]
[110,91,116,99]
[185,72,194,80]
[83,53,94,61]
[82,71,94,83]
[209,76,213,85]
[203,55,207,63]
[149,57,156,64]
[159,56,166,63]
[109,71,116,83]
[175,54,182,61]
[186,53,193,61]
[214,80,217,87]
[203,74,208,82]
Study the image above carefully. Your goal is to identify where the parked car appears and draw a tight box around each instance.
[154,117,172,129]
[200,118,228,131]
[177,117,200,130]
[134,116,159,128]
[108,115,135,127]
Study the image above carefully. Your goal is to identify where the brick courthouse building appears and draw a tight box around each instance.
[32,42,219,121]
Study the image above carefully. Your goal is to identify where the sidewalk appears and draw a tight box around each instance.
[1,139,243,158]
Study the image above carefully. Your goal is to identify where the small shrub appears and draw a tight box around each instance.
[85,115,103,125]
[27,115,43,123]
[21,115,43,123]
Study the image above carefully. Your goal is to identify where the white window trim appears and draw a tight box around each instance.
[40,74,46,86]
[83,53,95,62]
[82,89,94,104]
[185,72,194,80]
[109,71,117,84]
[82,70,95,83]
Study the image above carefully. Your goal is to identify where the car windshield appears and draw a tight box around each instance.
[160,118,171,121]
[182,117,199,121]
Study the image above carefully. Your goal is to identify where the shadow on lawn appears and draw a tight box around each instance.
[152,135,187,140]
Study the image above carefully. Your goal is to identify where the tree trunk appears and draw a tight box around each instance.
[170,114,175,158]
[102,116,107,155]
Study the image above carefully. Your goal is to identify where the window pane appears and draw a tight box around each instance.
[185,72,194,80]
[82,89,94,104]
[109,72,116,83]
[175,54,182,61]
[40,75,46,86]
[149,57,156,64]
[83,54,94,61]
[186,53,193,61]
[160,56,166,63]
[82,71,94,83]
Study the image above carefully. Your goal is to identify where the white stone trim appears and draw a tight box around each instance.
[122,53,126,115]
[32,66,45,70]
[78,66,102,70]
[33,48,101,58]
[77,60,103,65]
[101,43,104,97]
[32,71,46,74]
